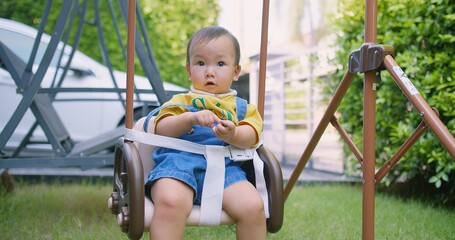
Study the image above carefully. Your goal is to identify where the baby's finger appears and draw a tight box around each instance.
[219,119,234,129]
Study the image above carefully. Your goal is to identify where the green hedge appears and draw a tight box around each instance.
[327,0,454,205]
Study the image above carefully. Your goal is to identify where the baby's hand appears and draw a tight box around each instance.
[212,119,236,142]
[190,110,220,128]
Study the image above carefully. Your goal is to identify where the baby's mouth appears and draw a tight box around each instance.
[206,81,215,86]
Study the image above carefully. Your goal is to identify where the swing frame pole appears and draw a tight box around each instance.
[125,0,135,130]
[362,1,378,239]
[257,0,270,118]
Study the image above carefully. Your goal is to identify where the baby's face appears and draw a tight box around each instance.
[186,35,241,94]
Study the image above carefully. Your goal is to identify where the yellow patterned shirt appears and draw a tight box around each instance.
[154,91,263,145]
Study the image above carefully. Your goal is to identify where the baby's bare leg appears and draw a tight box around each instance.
[223,181,266,240]
[149,178,194,240]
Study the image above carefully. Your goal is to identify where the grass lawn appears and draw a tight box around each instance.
[1,179,454,239]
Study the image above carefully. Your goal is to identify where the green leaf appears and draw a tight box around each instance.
[441,173,449,182]
[429,176,439,183]
[435,180,442,188]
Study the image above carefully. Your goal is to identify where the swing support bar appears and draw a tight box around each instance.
[257,0,270,118]
[125,0,135,130]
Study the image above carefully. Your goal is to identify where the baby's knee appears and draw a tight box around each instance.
[151,179,194,214]
[242,193,265,219]
[154,191,192,212]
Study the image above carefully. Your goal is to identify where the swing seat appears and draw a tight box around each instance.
[108,117,284,240]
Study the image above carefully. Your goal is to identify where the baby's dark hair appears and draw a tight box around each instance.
[186,26,241,66]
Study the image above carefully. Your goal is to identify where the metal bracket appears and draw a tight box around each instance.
[348,43,395,73]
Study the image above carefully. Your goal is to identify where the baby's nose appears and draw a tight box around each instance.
[205,68,214,77]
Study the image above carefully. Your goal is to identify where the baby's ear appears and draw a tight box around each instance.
[233,65,241,81]
[186,64,191,80]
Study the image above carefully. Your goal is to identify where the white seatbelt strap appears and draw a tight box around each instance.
[124,128,206,155]
[229,145,269,218]
[199,145,226,226]
[253,150,270,218]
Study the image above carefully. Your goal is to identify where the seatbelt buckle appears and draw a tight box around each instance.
[228,146,255,161]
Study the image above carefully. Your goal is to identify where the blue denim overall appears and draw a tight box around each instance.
[144,97,248,205]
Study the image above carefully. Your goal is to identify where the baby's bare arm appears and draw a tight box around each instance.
[156,110,257,148]
[155,110,220,138]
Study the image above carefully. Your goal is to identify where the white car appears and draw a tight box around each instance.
[0,18,186,151]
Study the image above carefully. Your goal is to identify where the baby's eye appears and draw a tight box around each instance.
[197,61,205,66]
[217,61,225,67]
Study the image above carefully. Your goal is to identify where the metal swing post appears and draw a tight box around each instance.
[125,0,136,130]
[257,0,270,118]
[361,1,378,239]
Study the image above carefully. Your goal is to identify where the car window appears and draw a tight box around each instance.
[0,28,63,68]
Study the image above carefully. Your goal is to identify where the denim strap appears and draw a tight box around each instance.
[235,97,247,121]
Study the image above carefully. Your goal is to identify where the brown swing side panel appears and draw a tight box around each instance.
[257,145,284,233]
